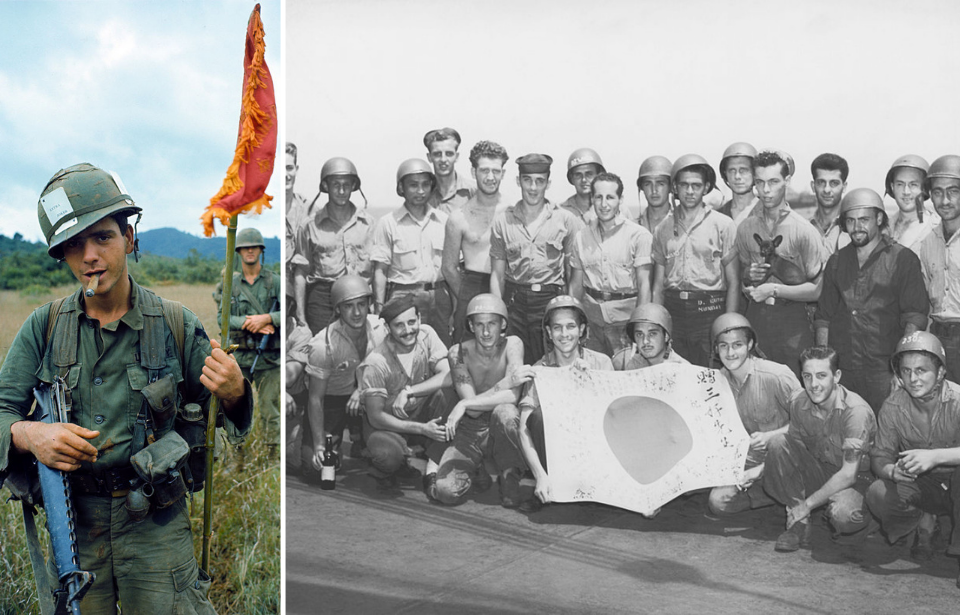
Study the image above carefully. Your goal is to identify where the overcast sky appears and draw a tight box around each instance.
[0,0,283,244]
[288,0,960,218]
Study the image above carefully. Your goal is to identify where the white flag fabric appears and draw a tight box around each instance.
[534,362,750,515]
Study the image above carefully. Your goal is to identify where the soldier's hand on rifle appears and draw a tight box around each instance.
[11,421,99,472]
[242,314,275,334]
[201,338,246,409]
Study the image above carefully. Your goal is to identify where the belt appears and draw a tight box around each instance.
[664,289,725,301]
[506,282,563,293]
[388,281,442,292]
[584,287,637,302]
[931,320,960,335]
[70,466,139,498]
[307,279,335,289]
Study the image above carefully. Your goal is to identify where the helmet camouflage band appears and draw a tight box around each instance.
[38,163,141,260]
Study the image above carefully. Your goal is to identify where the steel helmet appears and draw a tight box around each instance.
[466,293,508,320]
[566,148,605,183]
[625,303,673,339]
[235,227,265,250]
[884,154,929,197]
[840,188,885,216]
[637,156,673,188]
[331,274,373,306]
[320,157,361,192]
[710,312,754,344]
[891,331,946,371]
[542,295,588,342]
[38,163,141,260]
[719,142,758,176]
[395,158,436,196]
[671,154,717,193]
[924,155,960,192]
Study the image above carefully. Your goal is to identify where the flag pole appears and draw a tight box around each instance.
[202,214,238,572]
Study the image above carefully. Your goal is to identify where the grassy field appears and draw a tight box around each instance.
[0,283,280,614]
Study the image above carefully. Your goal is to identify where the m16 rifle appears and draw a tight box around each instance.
[25,377,96,615]
[248,297,279,376]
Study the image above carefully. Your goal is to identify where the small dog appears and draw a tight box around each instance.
[752,234,808,285]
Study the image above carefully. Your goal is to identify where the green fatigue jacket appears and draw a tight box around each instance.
[0,277,253,483]
[216,268,281,370]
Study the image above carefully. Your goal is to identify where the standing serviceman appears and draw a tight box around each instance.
[815,188,929,413]
[442,140,510,343]
[372,159,452,345]
[560,148,605,224]
[286,141,309,235]
[807,153,850,255]
[887,154,938,254]
[651,154,739,367]
[717,142,758,222]
[919,155,960,384]
[425,127,475,214]
[490,154,584,364]
[736,150,828,377]
[867,332,960,583]
[294,156,374,335]
[637,155,673,234]
[569,172,653,356]
[0,163,252,612]
[218,227,281,455]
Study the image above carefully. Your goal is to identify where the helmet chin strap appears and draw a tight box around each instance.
[132,211,142,262]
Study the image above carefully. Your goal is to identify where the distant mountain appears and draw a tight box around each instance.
[138,228,280,263]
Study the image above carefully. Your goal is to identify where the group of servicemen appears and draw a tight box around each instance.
[284,127,960,586]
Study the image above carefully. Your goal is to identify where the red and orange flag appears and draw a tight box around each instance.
[202,3,277,237]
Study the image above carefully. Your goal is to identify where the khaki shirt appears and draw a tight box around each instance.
[358,325,447,419]
[787,384,876,470]
[305,316,387,397]
[721,357,800,434]
[652,206,737,291]
[370,205,448,284]
[0,279,252,478]
[489,201,583,286]
[918,223,960,322]
[296,202,374,284]
[874,381,960,477]
[430,172,476,215]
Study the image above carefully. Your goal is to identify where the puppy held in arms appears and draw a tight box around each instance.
[752,234,809,285]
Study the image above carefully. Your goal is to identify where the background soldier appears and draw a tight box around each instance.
[217,227,281,455]
[490,154,583,364]
[372,159,452,344]
[637,155,673,234]
[808,153,850,255]
[612,303,689,370]
[919,155,960,384]
[286,141,309,233]
[560,148,605,224]
[425,127,475,214]
[1,163,251,612]
[442,140,510,344]
[886,154,938,253]
[652,154,739,367]
[294,156,374,334]
[815,188,929,413]
[718,142,758,222]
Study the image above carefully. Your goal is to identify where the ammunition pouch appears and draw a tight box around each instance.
[141,374,179,427]
[175,404,209,493]
[130,430,189,509]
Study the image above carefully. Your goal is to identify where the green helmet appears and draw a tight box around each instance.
[320,157,361,192]
[892,331,946,372]
[395,158,436,197]
[38,163,141,260]
[671,154,717,193]
[331,274,372,307]
[235,228,265,251]
[626,303,673,339]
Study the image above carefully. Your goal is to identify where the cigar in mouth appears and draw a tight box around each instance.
[85,273,100,297]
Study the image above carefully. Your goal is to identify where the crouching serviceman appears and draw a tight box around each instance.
[357,294,455,493]
[612,303,689,370]
[867,332,960,583]
[708,313,800,516]
[1,163,252,613]
[518,296,614,511]
[430,294,530,506]
[763,346,877,552]
[301,275,387,481]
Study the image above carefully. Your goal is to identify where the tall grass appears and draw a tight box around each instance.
[0,283,280,614]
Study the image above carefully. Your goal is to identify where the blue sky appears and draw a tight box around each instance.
[0,0,283,243]
[288,0,960,219]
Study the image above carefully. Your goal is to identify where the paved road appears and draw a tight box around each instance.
[285,457,957,615]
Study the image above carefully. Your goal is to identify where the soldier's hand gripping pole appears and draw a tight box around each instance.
[32,377,95,615]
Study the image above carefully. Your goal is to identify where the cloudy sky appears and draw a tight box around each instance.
[288,0,960,218]
[0,0,283,244]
